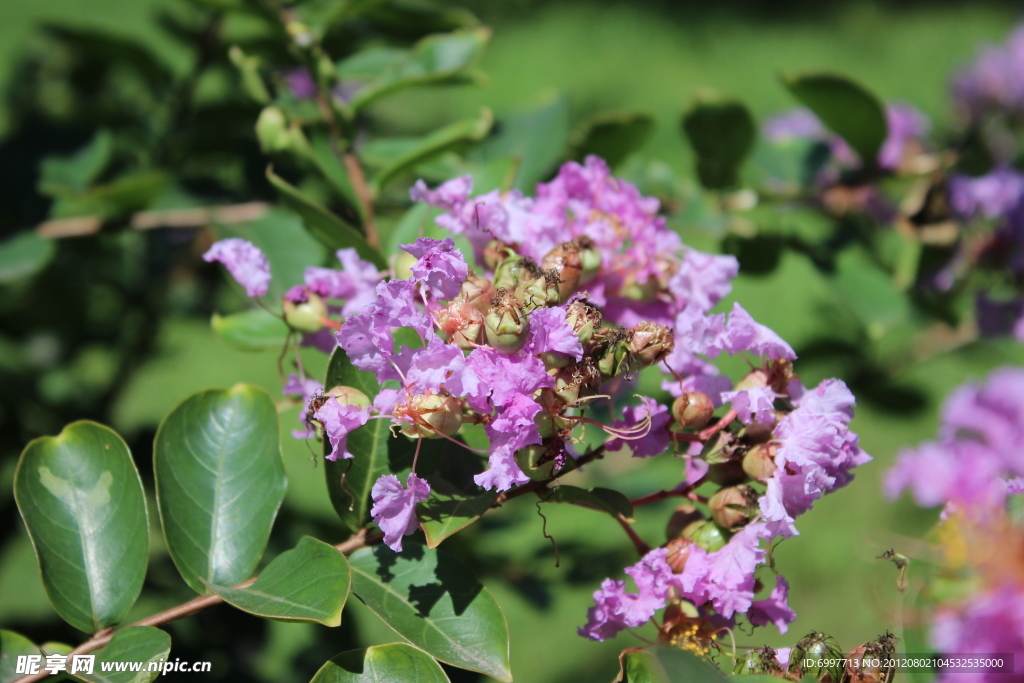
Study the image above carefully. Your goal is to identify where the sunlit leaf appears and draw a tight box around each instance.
[211,310,291,351]
[76,627,171,683]
[310,643,450,683]
[418,478,497,548]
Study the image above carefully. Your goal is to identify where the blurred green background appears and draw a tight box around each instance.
[2,1,1023,682]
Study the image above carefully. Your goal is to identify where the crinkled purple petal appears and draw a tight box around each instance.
[370,473,431,552]
[203,238,271,297]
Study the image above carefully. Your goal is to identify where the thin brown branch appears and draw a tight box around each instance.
[13,530,373,683]
[35,202,271,239]
[343,153,379,249]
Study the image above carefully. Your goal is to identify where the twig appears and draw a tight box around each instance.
[617,514,650,556]
[343,153,379,249]
[35,202,271,239]
[13,531,374,683]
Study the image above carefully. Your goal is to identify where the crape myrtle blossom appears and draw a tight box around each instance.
[203,238,272,297]
[887,368,1024,682]
[952,23,1024,121]
[370,474,431,552]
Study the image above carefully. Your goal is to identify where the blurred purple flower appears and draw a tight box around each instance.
[203,238,271,297]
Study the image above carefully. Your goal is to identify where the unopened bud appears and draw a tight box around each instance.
[325,385,371,408]
[733,368,769,392]
[790,632,844,681]
[396,394,463,439]
[482,240,517,272]
[514,440,566,481]
[458,271,495,314]
[765,358,797,394]
[628,322,674,366]
[666,504,705,540]
[709,485,758,529]
[541,241,583,301]
[437,301,484,350]
[553,359,601,405]
[492,254,527,291]
[682,519,729,553]
[283,290,328,333]
[664,537,695,573]
[672,392,714,429]
[706,461,747,486]
[392,251,418,281]
[484,290,530,353]
[534,389,572,438]
[594,329,634,380]
[734,647,784,677]
[256,106,291,154]
[517,270,561,310]
[741,443,778,481]
[575,237,601,284]
[565,298,602,345]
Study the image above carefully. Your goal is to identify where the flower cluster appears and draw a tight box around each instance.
[203,156,869,648]
[952,24,1024,124]
[887,368,1024,682]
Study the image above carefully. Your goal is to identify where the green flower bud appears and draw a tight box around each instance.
[484,290,530,353]
[540,241,583,301]
[482,240,517,272]
[594,329,634,380]
[325,385,372,408]
[565,298,602,345]
[283,291,328,334]
[664,537,696,573]
[742,442,778,481]
[575,236,601,284]
[733,368,769,392]
[553,359,601,405]
[672,392,714,429]
[789,632,844,683]
[708,484,758,529]
[682,519,729,552]
[392,251,418,281]
[256,106,291,154]
[628,322,674,367]
[458,271,496,314]
[492,254,527,291]
[514,440,565,481]
[534,389,572,438]
[517,271,561,310]
[437,301,484,350]
[396,394,463,439]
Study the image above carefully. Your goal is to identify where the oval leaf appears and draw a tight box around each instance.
[211,310,291,351]
[0,232,56,284]
[478,94,570,191]
[570,111,654,168]
[154,385,286,595]
[208,537,351,626]
[682,96,756,190]
[783,72,888,166]
[349,544,511,682]
[418,478,497,548]
[620,648,727,683]
[310,643,449,683]
[1,631,42,683]
[77,626,171,683]
[267,167,386,269]
[14,421,148,633]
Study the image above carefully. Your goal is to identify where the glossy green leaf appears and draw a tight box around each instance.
[77,627,171,683]
[267,168,385,269]
[570,111,654,168]
[620,648,727,683]
[478,93,570,190]
[211,310,291,351]
[1,631,42,683]
[154,385,286,595]
[209,537,351,626]
[544,485,634,521]
[0,232,55,284]
[783,72,888,166]
[14,421,148,633]
[349,544,512,681]
[310,643,450,683]
[368,110,494,195]
[323,348,419,532]
[38,130,113,197]
[682,96,756,189]
[348,28,490,110]
[418,479,497,548]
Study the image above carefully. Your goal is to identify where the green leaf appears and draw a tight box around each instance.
[154,385,286,595]
[0,232,55,284]
[620,649,727,683]
[50,171,167,221]
[368,110,494,195]
[306,133,363,222]
[544,485,634,521]
[386,202,441,256]
[14,421,148,633]
[783,72,888,166]
[682,96,756,190]
[349,544,512,681]
[38,130,113,197]
[211,310,291,351]
[267,168,385,269]
[310,643,450,683]
[478,93,570,190]
[1,631,42,683]
[418,479,497,548]
[208,537,351,626]
[570,111,654,168]
[77,627,171,683]
[348,28,490,110]
[228,46,271,105]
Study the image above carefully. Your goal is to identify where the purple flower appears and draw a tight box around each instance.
[948,167,1024,219]
[701,523,767,617]
[284,68,318,100]
[370,473,431,552]
[606,397,671,458]
[304,248,382,317]
[579,549,675,642]
[878,103,930,170]
[410,176,474,210]
[717,304,796,360]
[402,337,482,399]
[336,280,432,380]
[314,399,371,461]
[951,24,1024,121]
[203,238,271,297]
[668,250,739,313]
[283,374,323,439]
[577,579,635,642]
[722,386,777,425]
[748,576,796,633]
[522,306,584,361]
[402,237,469,300]
[931,584,1024,683]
